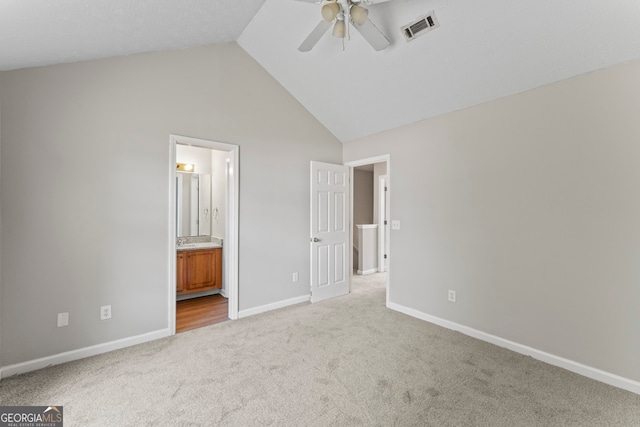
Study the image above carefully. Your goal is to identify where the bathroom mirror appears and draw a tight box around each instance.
[176,172,211,237]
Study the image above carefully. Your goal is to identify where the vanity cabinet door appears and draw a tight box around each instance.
[176,248,223,295]
[176,253,186,295]
[185,249,216,291]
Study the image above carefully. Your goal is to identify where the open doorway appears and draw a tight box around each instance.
[346,155,390,305]
[169,135,239,335]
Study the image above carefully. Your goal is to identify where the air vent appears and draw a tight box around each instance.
[401,11,439,41]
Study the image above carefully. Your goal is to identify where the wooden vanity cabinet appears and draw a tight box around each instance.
[176,252,186,294]
[176,248,222,296]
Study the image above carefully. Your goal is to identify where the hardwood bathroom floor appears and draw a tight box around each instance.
[176,294,229,333]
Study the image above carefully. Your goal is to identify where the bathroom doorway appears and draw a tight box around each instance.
[169,135,239,334]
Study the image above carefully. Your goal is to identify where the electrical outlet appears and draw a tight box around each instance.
[448,290,456,303]
[100,305,112,320]
[57,312,69,327]
[292,272,299,282]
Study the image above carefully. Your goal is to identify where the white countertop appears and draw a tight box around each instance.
[176,242,223,251]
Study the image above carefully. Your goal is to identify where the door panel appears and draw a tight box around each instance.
[334,192,345,231]
[318,191,329,232]
[334,243,345,283]
[318,244,329,287]
[186,250,215,290]
[311,161,350,302]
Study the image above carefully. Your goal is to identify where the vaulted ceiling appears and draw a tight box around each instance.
[2,0,640,142]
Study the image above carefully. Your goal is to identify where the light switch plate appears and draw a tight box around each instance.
[391,220,401,230]
[101,305,112,320]
[57,312,69,327]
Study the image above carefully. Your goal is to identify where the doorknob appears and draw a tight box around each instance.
[311,237,321,242]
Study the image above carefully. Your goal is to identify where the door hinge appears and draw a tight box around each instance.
[384,220,387,225]
[385,186,388,191]
[384,254,387,259]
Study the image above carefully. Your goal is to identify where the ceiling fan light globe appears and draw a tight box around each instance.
[350,5,368,25]
[332,20,346,38]
[321,3,341,22]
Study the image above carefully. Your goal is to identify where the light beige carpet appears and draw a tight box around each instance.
[1,273,639,426]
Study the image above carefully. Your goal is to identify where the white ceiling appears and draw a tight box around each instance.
[2,0,640,143]
[0,0,266,71]
[240,0,640,142]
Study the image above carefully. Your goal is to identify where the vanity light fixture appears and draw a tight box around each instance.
[176,163,195,172]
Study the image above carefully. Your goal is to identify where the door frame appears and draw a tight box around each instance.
[345,154,391,307]
[169,134,240,334]
[378,175,388,273]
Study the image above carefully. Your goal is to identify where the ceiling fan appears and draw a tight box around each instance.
[297,0,392,52]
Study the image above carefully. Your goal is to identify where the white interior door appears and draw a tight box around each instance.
[310,161,350,303]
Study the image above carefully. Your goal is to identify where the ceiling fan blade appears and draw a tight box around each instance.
[353,0,394,4]
[298,20,332,52]
[353,18,390,51]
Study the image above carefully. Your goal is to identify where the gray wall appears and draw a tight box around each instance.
[0,70,2,364]
[353,169,374,232]
[0,44,341,366]
[353,169,374,271]
[343,58,640,382]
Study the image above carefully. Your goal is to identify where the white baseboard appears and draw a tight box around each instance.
[238,294,310,319]
[387,302,640,396]
[357,268,378,275]
[0,329,170,380]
